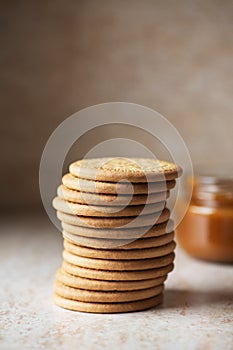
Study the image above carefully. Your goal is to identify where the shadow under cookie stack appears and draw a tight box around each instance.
[52,157,182,313]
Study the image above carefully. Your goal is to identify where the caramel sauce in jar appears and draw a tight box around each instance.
[177,175,233,263]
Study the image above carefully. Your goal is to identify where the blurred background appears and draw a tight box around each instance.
[1,0,232,215]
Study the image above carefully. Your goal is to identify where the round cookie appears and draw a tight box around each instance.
[56,207,170,229]
[56,268,167,291]
[69,157,182,182]
[58,184,169,206]
[64,239,176,260]
[63,250,175,270]
[53,196,166,217]
[54,280,164,302]
[53,293,163,313]
[61,219,174,239]
[62,260,174,281]
[62,173,176,195]
[62,231,175,249]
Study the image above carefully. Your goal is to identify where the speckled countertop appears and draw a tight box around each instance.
[1,216,233,350]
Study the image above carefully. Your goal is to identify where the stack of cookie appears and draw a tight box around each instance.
[52,157,181,313]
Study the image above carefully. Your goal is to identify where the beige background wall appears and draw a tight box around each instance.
[1,0,232,213]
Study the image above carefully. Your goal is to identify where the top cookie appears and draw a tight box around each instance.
[69,157,182,183]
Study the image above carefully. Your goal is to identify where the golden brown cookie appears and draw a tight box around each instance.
[63,250,175,270]
[62,231,175,249]
[61,219,174,239]
[56,268,167,291]
[58,184,169,206]
[69,157,182,182]
[56,207,170,228]
[53,196,166,217]
[54,280,164,302]
[61,260,174,280]
[62,173,176,195]
[53,293,163,313]
[64,239,176,260]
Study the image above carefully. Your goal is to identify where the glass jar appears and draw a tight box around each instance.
[177,174,233,263]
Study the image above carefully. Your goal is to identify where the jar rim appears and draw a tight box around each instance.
[192,163,233,189]
[196,175,233,186]
[189,176,233,197]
